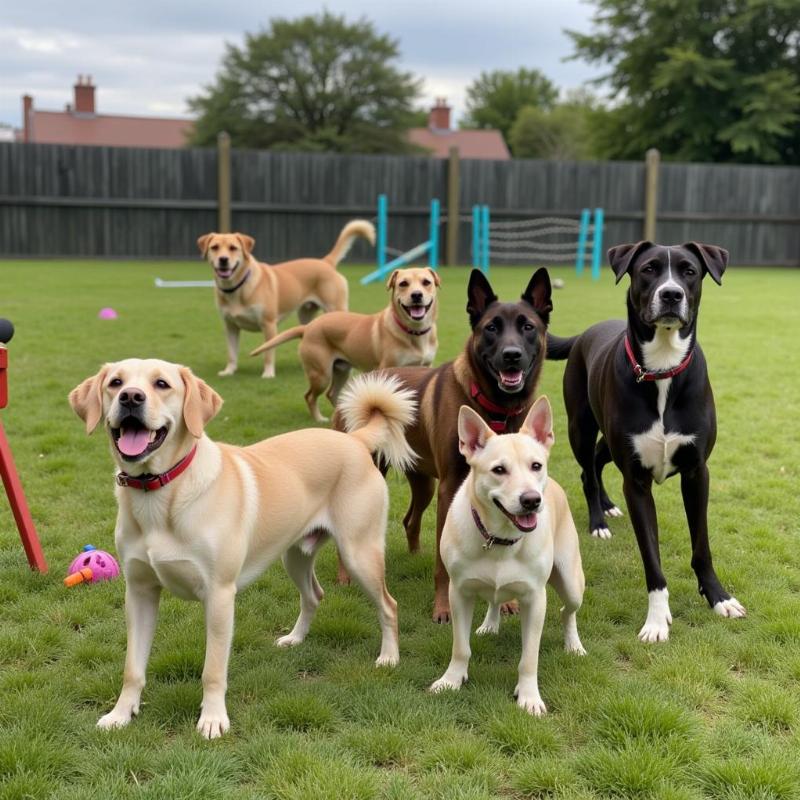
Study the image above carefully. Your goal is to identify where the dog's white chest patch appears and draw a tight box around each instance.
[631,418,695,484]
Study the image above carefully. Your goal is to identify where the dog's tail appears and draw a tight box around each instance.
[546,332,578,360]
[338,373,417,473]
[249,326,307,357]
[324,220,376,267]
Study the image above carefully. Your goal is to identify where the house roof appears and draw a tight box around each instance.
[25,110,193,149]
[408,127,510,160]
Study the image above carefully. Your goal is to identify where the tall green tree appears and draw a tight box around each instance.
[461,68,558,144]
[568,0,800,163]
[188,12,422,153]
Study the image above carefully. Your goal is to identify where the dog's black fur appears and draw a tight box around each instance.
[547,241,745,638]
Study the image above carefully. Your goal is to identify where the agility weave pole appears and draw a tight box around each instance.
[472,206,604,279]
[155,278,215,288]
[361,194,440,285]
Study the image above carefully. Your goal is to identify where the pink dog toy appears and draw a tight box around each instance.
[64,545,120,587]
[98,308,118,320]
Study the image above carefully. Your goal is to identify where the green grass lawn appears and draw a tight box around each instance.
[0,259,799,800]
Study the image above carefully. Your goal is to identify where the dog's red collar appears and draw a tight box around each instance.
[116,445,197,492]
[470,382,527,433]
[218,269,251,294]
[471,507,522,549]
[624,336,694,383]
[392,311,431,337]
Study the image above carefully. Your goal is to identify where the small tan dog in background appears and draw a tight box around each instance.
[69,359,415,739]
[251,266,440,421]
[197,220,374,378]
[430,397,586,715]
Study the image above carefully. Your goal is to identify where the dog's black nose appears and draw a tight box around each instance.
[119,389,146,408]
[218,256,229,267]
[519,491,541,511]
[502,347,523,364]
[411,291,423,303]
[660,287,684,305]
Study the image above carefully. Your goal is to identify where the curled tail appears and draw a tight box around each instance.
[338,373,417,473]
[324,220,376,267]
[250,325,307,357]
[546,332,578,360]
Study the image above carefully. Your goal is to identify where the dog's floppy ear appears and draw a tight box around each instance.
[466,270,498,329]
[521,396,554,451]
[197,233,215,257]
[521,268,553,325]
[386,269,400,291]
[69,365,109,434]
[235,233,255,258]
[458,405,494,462]
[683,242,728,286]
[426,267,441,287]
[608,241,654,284]
[180,367,223,439]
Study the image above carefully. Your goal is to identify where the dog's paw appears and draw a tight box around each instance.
[429,673,467,693]
[564,636,587,655]
[217,367,236,377]
[275,632,304,648]
[713,597,746,619]
[97,705,137,730]
[375,652,399,668]
[591,527,612,540]
[604,506,624,518]
[197,709,230,740]
[515,688,547,716]
[637,617,671,643]
[261,371,275,379]
[432,606,451,624]
[500,601,520,616]
[476,620,500,636]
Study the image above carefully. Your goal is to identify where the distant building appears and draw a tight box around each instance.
[19,76,194,149]
[408,99,510,160]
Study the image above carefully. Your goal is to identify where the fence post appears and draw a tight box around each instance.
[446,146,460,266]
[576,208,590,275]
[429,198,440,269]
[644,148,660,241]
[217,131,231,233]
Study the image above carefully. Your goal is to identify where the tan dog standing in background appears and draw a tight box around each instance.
[197,220,374,378]
[69,359,415,739]
[251,266,440,421]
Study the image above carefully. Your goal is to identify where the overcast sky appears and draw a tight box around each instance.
[1,0,601,130]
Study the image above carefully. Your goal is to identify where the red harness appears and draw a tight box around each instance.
[392,311,431,337]
[469,382,527,433]
[624,336,694,383]
[116,445,197,492]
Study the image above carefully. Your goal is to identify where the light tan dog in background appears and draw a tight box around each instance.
[430,397,586,715]
[69,359,415,739]
[251,266,440,421]
[197,220,374,378]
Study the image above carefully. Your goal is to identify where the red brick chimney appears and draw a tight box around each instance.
[73,75,96,115]
[22,95,33,142]
[429,98,451,131]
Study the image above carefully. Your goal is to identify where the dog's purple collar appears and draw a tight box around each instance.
[218,269,251,294]
[471,507,522,549]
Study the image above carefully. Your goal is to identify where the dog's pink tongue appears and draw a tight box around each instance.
[118,428,151,457]
[515,512,538,530]
[410,306,426,319]
[500,370,523,386]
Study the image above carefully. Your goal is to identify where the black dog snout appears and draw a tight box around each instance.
[119,389,146,409]
[659,287,684,305]
[218,256,229,267]
[502,347,523,365]
[519,491,541,511]
[411,291,423,303]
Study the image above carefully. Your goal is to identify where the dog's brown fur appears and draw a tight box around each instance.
[335,269,554,622]
[197,221,374,378]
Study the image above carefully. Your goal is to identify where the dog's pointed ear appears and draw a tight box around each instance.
[458,405,493,462]
[521,268,553,325]
[427,267,441,287]
[386,269,400,291]
[521,396,554,451]
[608,241,654,284]
[683,241,728,286]
[197,233,214,257]
[466,270,498,329]
[235,233,255,258]
[180,367,223,439]
[69,365,109,434]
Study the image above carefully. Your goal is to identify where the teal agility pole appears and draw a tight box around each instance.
[429,198,440,269]
[591,208,604,280]
[376,193,388,272]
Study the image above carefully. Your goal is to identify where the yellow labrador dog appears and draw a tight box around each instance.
[197,220,374,378]
[69,359,415,738]
[430,397,586,715]
[250,267,440,422]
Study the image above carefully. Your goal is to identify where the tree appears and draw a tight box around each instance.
[509,90,604,160]
[461,68,558,144]
[567,0,800,164]
[188,12,422,154]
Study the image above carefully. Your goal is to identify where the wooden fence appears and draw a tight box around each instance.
[1,139,799,266]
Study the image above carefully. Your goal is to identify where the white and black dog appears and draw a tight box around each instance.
[547,241,745,642]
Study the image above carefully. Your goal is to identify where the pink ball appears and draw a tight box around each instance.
[98,308,118,320]
[67,546,120,583]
